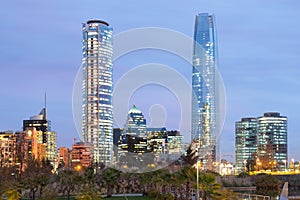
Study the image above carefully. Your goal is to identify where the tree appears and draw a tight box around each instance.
[180,145,198,167]
[0,167,21,199]
[83,167,98,188]
[1,189,22,200]
[254,174,281,197]
[21,158,53,200]
[139,171,154,195]
[199,173,221,200]
[170,171,183,200]
[178,166,196,200]
[256,144,278,171]
[59,169,80,200]
[101,168,121,197]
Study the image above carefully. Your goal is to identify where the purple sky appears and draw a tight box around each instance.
[0,0,300,162]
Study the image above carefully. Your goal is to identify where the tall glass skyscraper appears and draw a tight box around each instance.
[82,19,113,164]
[192,13,218,168]
[257,112,287,171]
[235,118,257,173]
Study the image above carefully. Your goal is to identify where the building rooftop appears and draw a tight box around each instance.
[128,105,142,114]
[86,19,109,26]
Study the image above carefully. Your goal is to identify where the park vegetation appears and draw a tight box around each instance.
[0,147,285,200]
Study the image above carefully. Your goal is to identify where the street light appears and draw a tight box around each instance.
[196,159,199,200]
[196,141,200,200]
[283,160,287,172]
[243,160,247,172]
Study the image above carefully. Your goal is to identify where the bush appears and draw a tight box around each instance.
[254,175,281,197]
[164,192,175,200]
[148,190,163,200]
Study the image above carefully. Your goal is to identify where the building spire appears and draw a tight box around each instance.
[44,92,47,120]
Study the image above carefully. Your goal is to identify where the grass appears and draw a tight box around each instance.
[104,197,152,200]
[23,196,152,200]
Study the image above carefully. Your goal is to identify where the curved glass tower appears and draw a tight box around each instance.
[82,19,113,165]
[257,112,287,171]
[192,13,218,169]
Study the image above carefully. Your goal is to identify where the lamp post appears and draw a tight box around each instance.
[243,160,247,173]
[283,160,287,172]
[196,141,200,200]
[196,159,199,200]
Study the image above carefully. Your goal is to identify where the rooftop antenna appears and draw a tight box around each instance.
[44,92,47,120]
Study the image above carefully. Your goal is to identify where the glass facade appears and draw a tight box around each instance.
[235,118,257,173]
[119,105,148,154]
[23,108,49,143]
[124,105,147,137]
[192,13,218,168]
[23,108,57,169]
[118,106,149,167]
[82,19,113,164]
[257,112,287,171]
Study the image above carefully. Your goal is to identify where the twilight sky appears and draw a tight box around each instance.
[0,0,300,162]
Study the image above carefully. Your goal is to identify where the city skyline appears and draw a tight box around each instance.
[1,0,300,162]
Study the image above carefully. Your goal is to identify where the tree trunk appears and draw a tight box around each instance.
[67,190,71,200]
[186,181,190,200]
[173,186,178,200]
[39,186,43,198]
[107,185,113,197]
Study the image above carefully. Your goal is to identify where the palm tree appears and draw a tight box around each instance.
[180,145,198,167]
[159,169,172,195]
[139,171,153,195]
[199,173,221,200]
[83,167,98,188]
[171,170,186,200]
[177,166,196,200]
[59,169,80,200]
[101,168,121,197]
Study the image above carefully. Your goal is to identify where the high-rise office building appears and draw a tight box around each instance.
[118,105,148,156]
[23,108,48,143]
[118,106,150,168]
[166,130,183,158]
[82,19,113,164]
[235,112,288,173]
[15,128,47,171]
[235,118,257,173]
[257,112,287,171]
[192,13,218,169]
[23,107,57,169]
[125,105,147,136]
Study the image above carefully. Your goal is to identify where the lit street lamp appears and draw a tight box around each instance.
[283,160,287,172]
[243,160,247,172]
